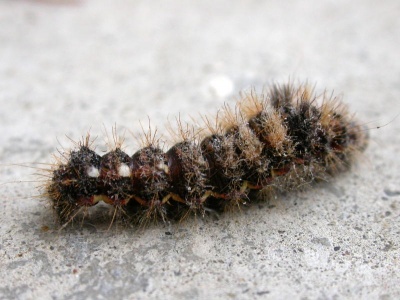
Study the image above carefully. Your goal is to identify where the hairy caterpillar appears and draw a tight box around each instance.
[44,83,369,227]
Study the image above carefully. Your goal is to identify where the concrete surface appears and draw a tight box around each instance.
[0,0,399,299]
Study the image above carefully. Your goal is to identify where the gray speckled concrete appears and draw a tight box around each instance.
[0,0,399,299]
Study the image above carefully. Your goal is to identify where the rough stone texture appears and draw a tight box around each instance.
[0,0,399,299]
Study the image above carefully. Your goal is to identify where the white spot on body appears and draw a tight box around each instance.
[87,166,100,178]
[157,162,169,174]
[118,163,131,177]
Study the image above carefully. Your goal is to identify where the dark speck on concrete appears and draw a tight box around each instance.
[257,290,270,296]
[382,242,393,252]
[383,189,400,197]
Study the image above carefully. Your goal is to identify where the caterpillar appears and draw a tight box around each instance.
[44,82,369,227]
